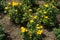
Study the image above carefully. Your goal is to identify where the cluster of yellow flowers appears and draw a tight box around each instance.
[4,2,19,10]
[37,30,43,35]
[20,25,43,35]
[12,2,19,6]
[6,1,22,7]
[36,24,43,29]
[36,24,43,35]
[20,27,28,33]
[30,15,37,19]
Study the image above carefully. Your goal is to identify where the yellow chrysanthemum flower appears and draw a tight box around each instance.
[52,5,56,8]
[36,25,43,29]
[30,20,34,23]
[33,15,37,19]
[43,11,47,14]
[20,27,27,33]
[29,9,32,12]
[40,26,43,28]
[44,4,48,7]
[36,24,39,26]
[36,27,40,29]
[37,30,43,35]
[30,15,33,18]
[44,16,48,18]
[5,7,9,10]
[12,2,19,6]
[8,2,11,5]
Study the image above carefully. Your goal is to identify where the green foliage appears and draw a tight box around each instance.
[0,0,6,10]
[53,28,60,40]
[36,2,59,26]
[21,0,37,5]
[0,24,5,40]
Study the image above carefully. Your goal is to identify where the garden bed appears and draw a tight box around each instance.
[0,0,60,40]
[0,14,56,40]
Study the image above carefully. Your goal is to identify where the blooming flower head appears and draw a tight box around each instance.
[44,16,48,19]
[20,27,27,33]
[40,25,43,28]
[36,24,39,26]
[36,25,43,29]
[29,9,32,12]
[8,2,11,5]
[5,7,9,10]
[44,4,48,8]
[43,11,47,14]
[29,20,34,23]
[33,15,37,19]
[12,2,19,6]
[36,27,41,29]
[52,5,56,8]
[37,30,43,35]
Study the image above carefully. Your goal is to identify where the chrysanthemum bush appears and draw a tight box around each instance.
[4,0,43,40]
[36,2,59,26]
[20,24,43,40]
[4,1,32,24]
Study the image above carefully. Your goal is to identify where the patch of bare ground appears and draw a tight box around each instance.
[43,29,56,40]
[0,15,22,40]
